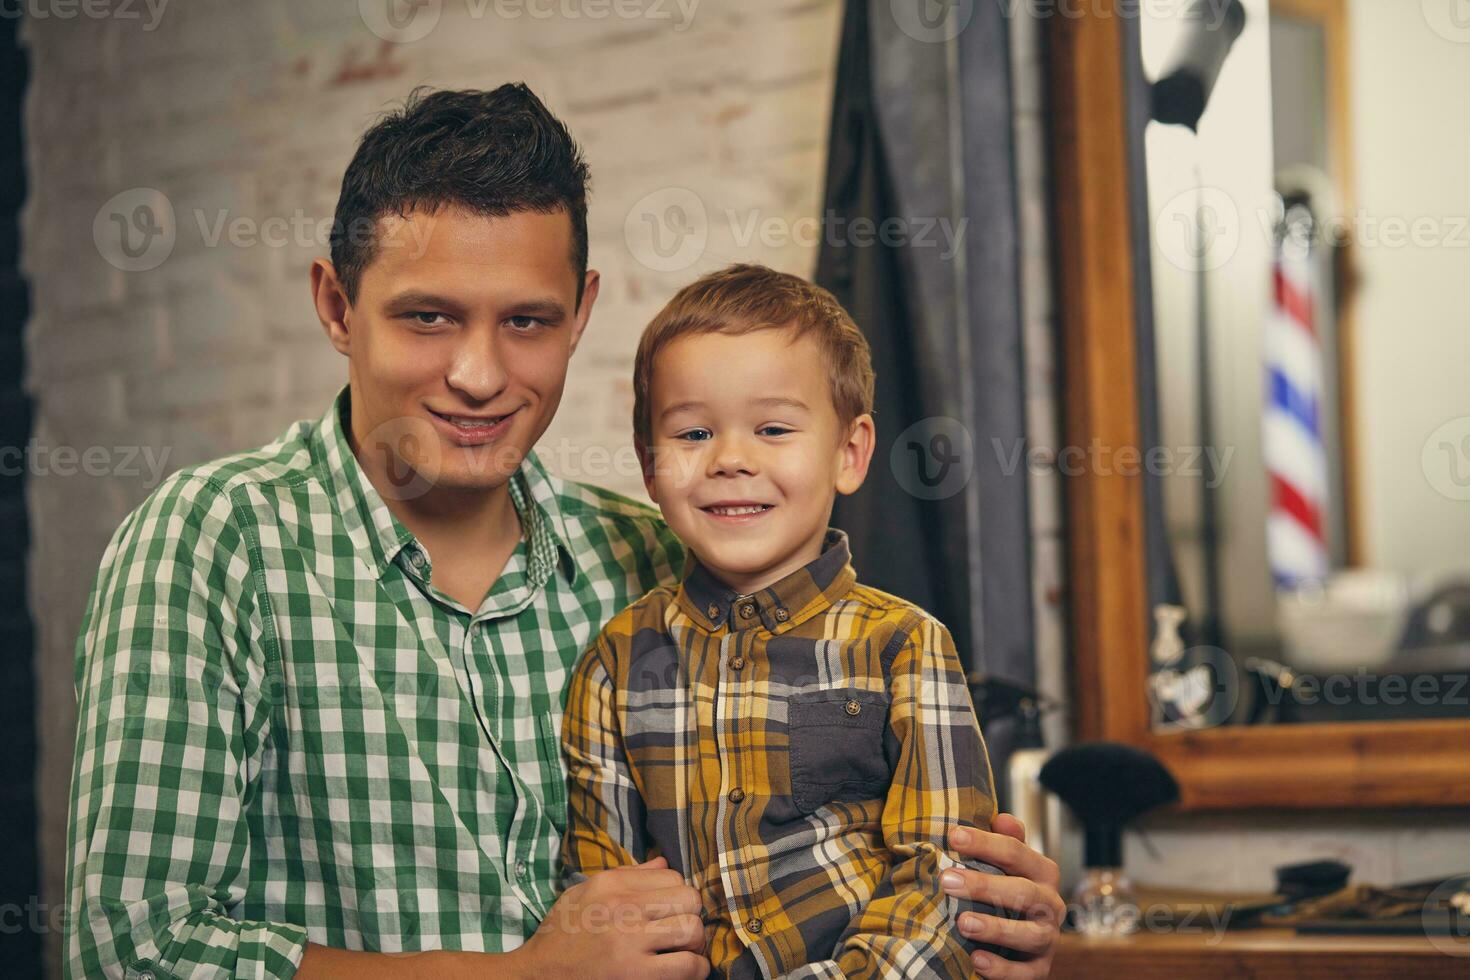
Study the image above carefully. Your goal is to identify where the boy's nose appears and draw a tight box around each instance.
[708,436,758,477]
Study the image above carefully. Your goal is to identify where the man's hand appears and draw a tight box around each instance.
[942,813,1066,979]
[515,858,710,980]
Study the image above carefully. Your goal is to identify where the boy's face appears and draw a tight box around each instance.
[318,205,598,498]
[644,328,874,595]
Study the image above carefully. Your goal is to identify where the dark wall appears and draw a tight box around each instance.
[0,11,42,979]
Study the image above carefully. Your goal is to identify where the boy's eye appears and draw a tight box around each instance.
[506,315,545,332]
[407,312,449,327]
[758,425,793,437]
[676,428,712,442]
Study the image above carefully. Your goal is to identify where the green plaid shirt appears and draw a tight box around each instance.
[64,389,684,979]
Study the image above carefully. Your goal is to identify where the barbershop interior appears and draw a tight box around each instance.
[3,0,1469,976]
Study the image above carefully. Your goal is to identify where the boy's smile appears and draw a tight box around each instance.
[644,327,873,596]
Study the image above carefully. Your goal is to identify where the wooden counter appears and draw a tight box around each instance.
[1052,927,1468,979]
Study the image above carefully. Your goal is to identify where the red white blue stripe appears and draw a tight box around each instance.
[1263,233,1329,588]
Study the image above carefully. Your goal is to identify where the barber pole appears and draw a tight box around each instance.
[1263,205,1330,588]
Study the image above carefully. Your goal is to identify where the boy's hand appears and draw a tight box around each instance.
[516,858,710,980]
[942,814,1066,979]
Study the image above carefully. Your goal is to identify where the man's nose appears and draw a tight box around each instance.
[445,325,510,403]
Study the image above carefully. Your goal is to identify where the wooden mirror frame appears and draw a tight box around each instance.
[1046,2,1470,810]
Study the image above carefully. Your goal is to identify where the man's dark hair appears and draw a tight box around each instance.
[330,83,590,305]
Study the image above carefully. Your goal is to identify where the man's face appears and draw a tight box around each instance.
[644,327,873,595]
[332,205,595,498]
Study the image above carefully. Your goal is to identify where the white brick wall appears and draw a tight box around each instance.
[22,1,844,969]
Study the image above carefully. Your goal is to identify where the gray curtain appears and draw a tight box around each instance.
[816,0,1035,796]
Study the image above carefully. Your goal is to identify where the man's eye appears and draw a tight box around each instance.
[758,425,793,437]
[677,429,712,442]
[506,315,545,331]
[408,312,449,327]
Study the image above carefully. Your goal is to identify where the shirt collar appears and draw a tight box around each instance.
[677,528,855,634]
[312,387,579,586]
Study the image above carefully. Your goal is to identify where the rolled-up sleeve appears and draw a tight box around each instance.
[64,474,307,979]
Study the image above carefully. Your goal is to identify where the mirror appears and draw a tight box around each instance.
[1140,0,1470,730]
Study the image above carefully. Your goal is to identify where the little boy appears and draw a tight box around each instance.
[561,264,1000,978]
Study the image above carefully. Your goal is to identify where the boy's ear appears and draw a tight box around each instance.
[835,413,876,496]
[635,436,659,503]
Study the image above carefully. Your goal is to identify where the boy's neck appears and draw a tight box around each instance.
[698,532,829,597]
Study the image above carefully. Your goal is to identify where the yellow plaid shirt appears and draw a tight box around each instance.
[561,530,998,978]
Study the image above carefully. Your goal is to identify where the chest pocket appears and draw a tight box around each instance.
[786,688,892,814]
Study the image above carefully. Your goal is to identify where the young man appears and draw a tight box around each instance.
[563,265,1008,978]
[63,85,1064,979]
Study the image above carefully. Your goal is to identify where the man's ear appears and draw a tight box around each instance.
[568,269,601,357]
[311,258,352,356]
[834,413,876,496]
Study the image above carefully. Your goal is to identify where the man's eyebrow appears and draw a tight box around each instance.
[381,290,464,314]
[504,298,568,322]
[378,291,568,322]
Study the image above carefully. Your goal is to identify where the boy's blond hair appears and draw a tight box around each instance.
[632,264,876,447]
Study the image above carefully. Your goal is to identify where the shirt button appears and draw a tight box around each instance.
[738,602,756,618]
[731,656,745,671]
[707,603,720,618]
[774,607,790,622]
[515,860,529,880]
[747,917,764,934]
[728,787,745,804]
[845,699,862,716]
[408,548,426,569]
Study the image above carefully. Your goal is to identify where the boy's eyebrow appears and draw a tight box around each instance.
[752,396,810,412]
[659,399,706,420]
[658,396,811,421]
